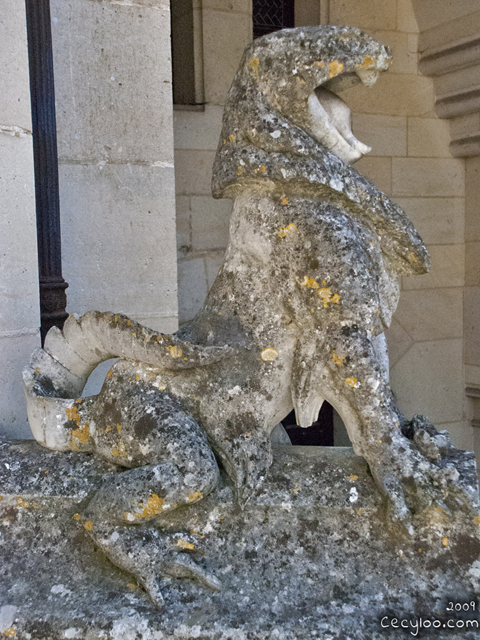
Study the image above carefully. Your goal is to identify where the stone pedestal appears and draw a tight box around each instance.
[1,441,479,639]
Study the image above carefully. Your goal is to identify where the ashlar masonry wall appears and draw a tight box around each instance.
[0,1,40,439]
[51,0,178,335]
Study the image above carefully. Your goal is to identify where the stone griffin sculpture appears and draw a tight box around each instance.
[23,26,479,605]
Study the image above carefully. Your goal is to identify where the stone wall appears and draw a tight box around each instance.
[174,0,472,451]
[50,0,178,335]
[0,1,40,438]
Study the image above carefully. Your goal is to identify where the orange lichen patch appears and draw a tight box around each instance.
[328,60,344,79]
[167,345,183,358]
[357,508,363,515]
[4,627,16,637]
[442,537,449,546]
[127,583,136,591]
[66,405,81,424]
[260,165,266,173]
[474,515,480,526]
[345,377,357,388]
[135,494,166,520]
[418,548,422,553]
[191,530,205,538]
[229,134,235,143]
[261,348,279,362]
[70,423,90,445]
[176,538,194,550]
[16,497,30,509]
[84,520,94,531]
[349,475,358,482]
[409,252,419,263]
[116,424,122,432]
[158,384,167,391]
[112,442,127,457]
[188,492,203,503]
[114,315,118,322]
[73,513,81,521]
[313,61,324,67]
[277,223,297,238]
[106,369,113,378]
[297,275,319,289]
[237,166,244,176]
[126,320,131,326]
[332,351,345,365]
[280,196,289,205]
[135,375,140,381]
[356,55,375,69]
[318,288,341,307]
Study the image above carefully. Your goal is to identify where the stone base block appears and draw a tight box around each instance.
[1,440,480,639]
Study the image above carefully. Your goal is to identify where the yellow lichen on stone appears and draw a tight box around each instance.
[345,377,357,388]
[332,351,345,365]
[112,442,127,457]
[261,348,279,362]
[135,493,166,519]
[249,57,260,73]
[116,424,122,432]
[280,196,289,205]
[106,369,113,378]
[318,288,341,307]
[135,374,140,381]
[260,165,266,173]
[84,521,94,531]
[127,583,136,591]
[16,497,29,509]
[297,275,319,289]
[158,384,166,391]
[237,166,244,176]
[313,61,324,67]
[328,60,343,78]
[73,513,81,521]
[349,475,358,482]
[176,538,195,550]
[474,515,480,526]
[188,492,203,503]
[4,627,15,637]
[70,423,90,445]
[409,252,418,263]
[167,345,183,358]
[277,223,297,238]
[357,56,374,69]
[66,405,81,424]
[442,537,449,546]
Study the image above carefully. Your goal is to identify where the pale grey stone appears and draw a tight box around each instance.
[19,26,480,626]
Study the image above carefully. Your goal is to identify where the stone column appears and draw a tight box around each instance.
[0,1,40,438]
[50,0,178,334]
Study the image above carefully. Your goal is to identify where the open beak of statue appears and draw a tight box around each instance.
[307,66,381,164]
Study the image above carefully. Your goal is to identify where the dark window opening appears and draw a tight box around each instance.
[281,403,335,446]
[170,0,198,105]
[253,0,295,39]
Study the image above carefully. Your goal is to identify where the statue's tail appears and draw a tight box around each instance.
[23,311,234,450]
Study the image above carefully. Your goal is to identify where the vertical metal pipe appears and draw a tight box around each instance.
[25,0,68,344]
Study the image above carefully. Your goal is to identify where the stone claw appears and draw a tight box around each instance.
[163,555,222,591]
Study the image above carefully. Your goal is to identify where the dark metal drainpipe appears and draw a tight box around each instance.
[25,0,68,345]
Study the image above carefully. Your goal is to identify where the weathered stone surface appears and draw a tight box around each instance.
[1,440,480,640]
[21,25,480,624]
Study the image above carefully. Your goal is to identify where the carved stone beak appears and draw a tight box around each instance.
[308,86,371,164]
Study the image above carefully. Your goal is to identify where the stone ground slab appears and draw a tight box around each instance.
[1,439,480,639]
